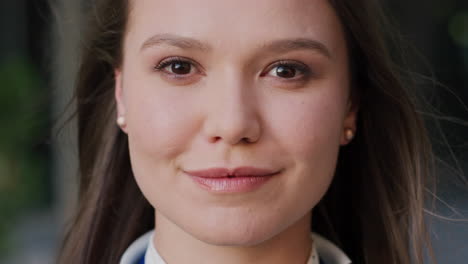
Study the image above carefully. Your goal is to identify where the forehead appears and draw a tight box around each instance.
[126,0,346,58]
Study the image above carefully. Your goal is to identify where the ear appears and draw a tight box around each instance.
[115,69,128,133]
[340,99,358,146]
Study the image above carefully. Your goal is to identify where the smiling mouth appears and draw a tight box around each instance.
[187,174,278,193]
[184,166,280,178]
[183,166,281,193]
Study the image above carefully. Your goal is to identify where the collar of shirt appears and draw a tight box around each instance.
[120,230,351,264]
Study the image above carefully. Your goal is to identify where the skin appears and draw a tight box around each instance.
[115,0,357,263]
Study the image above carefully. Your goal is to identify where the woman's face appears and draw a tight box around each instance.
[116,0,356,246]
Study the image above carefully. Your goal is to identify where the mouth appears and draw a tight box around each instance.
[183,166,281,193]
[184,166,280,178]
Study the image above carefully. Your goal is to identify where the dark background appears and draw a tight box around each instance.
[0,0,466,263]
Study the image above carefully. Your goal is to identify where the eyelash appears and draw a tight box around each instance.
[263,60,310,79]
[153,57,311,80]
[154,56,199,73]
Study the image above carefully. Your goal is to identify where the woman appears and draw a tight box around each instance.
[59,0,435,263]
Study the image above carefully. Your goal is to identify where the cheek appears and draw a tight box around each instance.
[270,89,345,160]
[122,75,206,205]
[266,86,347,199]
[125,80,198,161]
[124,79,203,211]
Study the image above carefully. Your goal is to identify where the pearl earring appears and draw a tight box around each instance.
[117,116,126,127]
[344,128,355,141]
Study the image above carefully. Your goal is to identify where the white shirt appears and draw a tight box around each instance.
[120,230,352,264]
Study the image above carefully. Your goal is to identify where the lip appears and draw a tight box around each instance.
[184,167,279,178]
[184,167,281,193]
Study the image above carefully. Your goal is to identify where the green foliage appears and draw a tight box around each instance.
[0,56,50,254]
[0,58,45,151]
[449,11,468,47]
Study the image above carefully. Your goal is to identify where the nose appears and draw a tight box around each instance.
[201,73,261,145]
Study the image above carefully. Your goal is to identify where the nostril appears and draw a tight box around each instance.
[209,136,222,143]
[242,137,253,143]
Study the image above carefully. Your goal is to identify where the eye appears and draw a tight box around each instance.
[154,57,198,76]
[263,61,310,80]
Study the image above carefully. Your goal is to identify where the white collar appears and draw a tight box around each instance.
[120,230,351,264]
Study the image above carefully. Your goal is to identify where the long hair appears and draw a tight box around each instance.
[58,0,435,263]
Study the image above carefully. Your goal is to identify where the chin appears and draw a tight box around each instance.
[186,216,281,247]
[194,229,272,247]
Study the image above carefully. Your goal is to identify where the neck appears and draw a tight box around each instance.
[153,212,313,264]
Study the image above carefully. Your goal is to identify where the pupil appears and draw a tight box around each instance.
[172,62,191,74]
[276,66,295,78]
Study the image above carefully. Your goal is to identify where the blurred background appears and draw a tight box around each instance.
[0,0,467,263]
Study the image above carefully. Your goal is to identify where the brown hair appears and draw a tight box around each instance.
[58,0,435,263]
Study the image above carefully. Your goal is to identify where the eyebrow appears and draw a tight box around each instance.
[140,34,332,58]
[141,33,211,52]
[263,38,332,59]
